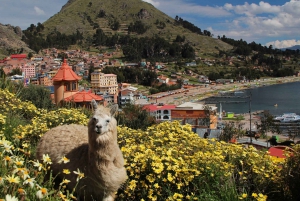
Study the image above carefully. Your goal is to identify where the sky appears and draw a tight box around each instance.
[0,0,300,49]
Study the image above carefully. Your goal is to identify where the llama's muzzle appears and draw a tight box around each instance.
[95,125,102,134]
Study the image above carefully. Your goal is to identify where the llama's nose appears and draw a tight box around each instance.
[96,125,102,129]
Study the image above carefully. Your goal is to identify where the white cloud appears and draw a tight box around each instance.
[214,0,300,47]
[34,6,45,16]
[224,2,281,16]
[265,40,300,49]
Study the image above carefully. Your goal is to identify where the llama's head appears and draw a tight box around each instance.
[88,100,118,142]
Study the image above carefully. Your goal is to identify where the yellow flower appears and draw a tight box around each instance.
[17,188,26,195]
[36,187,48,199]
[5,175,20,184]
[128,180,137,190]
[60,179,71,185]
[63,169,71,174]
[59,156,70,164]
[23,178,35,188]
[42,154,52,165]
[167,173,174,182]
[73,168,85,181]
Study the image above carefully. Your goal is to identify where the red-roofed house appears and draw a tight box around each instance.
[10,54,27,60]
[143,104,177,121]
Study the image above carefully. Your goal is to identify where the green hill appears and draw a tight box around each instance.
[42,0,233,54]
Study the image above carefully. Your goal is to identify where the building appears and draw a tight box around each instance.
[10,54,27,60]
[157,75,169,84]
[52,59,81,104]
[22,65,35,78]
[143,104,177,121]
[91,68,118,97]
[171,102,218,129]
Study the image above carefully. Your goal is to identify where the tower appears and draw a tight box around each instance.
[52,59,81,104]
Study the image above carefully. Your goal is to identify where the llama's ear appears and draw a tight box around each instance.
[91,99,98,110]
[109,104,118,116]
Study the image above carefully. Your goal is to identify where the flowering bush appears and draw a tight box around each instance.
[0,88,299,201]
[117,121,282,200]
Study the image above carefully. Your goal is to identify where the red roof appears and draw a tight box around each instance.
[143,104,177,112]
[52,59,81,81]
[11,54,27,59]
[64,90,103,102]
[268,146,294,158]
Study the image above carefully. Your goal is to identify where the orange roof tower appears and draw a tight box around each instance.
[53,59,81,104]
[52,59,81,81]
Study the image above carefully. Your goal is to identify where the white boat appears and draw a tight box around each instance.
[274,113,300,122]
[281,115,300,122]
[234,91,244,94]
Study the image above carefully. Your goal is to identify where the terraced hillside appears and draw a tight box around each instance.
[42,0,233,54]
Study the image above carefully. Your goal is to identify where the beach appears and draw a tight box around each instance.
[156,76,300,105]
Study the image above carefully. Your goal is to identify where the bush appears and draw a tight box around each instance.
[0,88,299,201]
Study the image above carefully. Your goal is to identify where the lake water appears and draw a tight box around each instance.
[203,81,300,116]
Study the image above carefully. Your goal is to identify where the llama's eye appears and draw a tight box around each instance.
[93,117,97,122]
[106,119,110,123]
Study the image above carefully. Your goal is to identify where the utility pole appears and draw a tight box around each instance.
[249,91,252,144]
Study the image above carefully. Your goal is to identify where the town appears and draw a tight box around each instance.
[1,49,300,133]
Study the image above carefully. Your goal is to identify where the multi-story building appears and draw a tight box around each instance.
[22,65,35,78]
[91,68,118,96]
[143,104,177,121]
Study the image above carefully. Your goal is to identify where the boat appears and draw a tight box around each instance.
[281,115,300,123]
[234,91,244,94]
[274,113,300,122]
[274,104,278,107]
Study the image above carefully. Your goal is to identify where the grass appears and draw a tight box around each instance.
[42,0,233,54]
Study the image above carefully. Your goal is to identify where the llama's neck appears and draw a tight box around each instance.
[88,136,115,164]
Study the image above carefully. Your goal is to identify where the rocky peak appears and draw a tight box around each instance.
[137,9,152,19]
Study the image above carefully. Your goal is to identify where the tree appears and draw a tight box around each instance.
[219,120,245,142]
[18,84,53,109]
[255,110,280,138]
[115,103,156,130]
[8,68,22,76]
[28,52,34,59]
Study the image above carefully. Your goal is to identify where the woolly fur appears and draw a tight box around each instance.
[36,103,127,201]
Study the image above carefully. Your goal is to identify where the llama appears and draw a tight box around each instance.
[36,100,127,201]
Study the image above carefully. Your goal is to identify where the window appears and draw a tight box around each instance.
[163,110,169,114]
[163,115,169,120]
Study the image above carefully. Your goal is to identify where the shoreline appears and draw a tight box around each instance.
[159,76,300,105]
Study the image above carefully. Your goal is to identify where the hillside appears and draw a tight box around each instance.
[0,23,33,58]
[42,0,233,54]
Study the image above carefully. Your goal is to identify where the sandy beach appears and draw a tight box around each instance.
[156,76,300,105]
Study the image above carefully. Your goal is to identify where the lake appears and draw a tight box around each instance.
[203,81,300,116]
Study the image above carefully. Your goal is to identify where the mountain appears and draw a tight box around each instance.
[281,45,300,51]
[41,0,233,54]
[0,23,33,58]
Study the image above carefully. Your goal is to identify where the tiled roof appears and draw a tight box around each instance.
[52,59,81,81]
[64,90,103,102]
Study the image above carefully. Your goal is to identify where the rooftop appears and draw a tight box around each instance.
[52,59,81,82]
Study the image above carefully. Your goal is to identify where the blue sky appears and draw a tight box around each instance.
[0,0,300,49]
